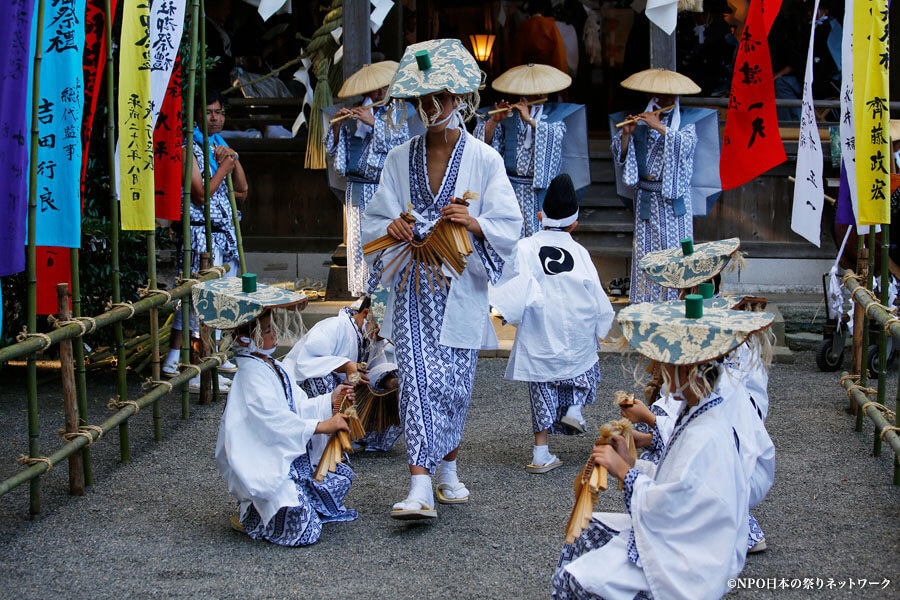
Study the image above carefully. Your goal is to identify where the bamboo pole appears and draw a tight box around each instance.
[102,0,130,463]
[198,253,212,405]
[147,231,162,442]
[226,174,246,275]
[69,248,92,485]
[25,0,46,520]
[875,224,890,457]
[0,354,228,499]
[840,372,900,486]
[851,237,867,379]
[181,0,201,420]
[57,284,84,495]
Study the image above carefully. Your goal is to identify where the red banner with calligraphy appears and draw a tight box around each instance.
[36,247,72,314]
[719,0,786,191]
[154,56,184,221]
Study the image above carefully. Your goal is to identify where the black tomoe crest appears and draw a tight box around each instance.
[539,246,574,275]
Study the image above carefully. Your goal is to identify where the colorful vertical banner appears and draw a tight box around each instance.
[790,0,824,247]
[719,0,786,191]
[154,56,184,220]
[838,0,861,229]
[35,247,72,314]
[34,0,87,248]
[0,0,36,278]
[853,0,890,226]
[80,0,118,191]
[118,0,155,230]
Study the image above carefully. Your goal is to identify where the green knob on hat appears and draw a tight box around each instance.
[685,294,703,319]
[681,239,694,256]
[698,282,714,299]
[415,50,432,70]
[242,273,257,293]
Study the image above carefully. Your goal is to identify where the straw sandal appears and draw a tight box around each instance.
[748,538,767,553]
[436,482,469,504]
[560,416,587,434]
[230,513,245,533]
[525,456,563,474]
[390,500,438,520]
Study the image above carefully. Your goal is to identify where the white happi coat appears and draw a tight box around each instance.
[361,132,523,350]
[564,395,749,600]
[215,353,332,526]
[489,229,615,381]
[283,310,360,384]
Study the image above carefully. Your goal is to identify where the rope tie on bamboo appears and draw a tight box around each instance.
[864,299,898,320]
[860,401,896,422]
[841,271,865,286]
[107,301,137,319]
[880,425,900,441]
[17,454,53,472]
[56,428,95,444]
[80,425,104,441]
[177,363,202,379]
[142,378,174,393]
[209,352,228,367]
[77,316,97,334]
[846,384,878,400]
[107,398,141,413]
[839,374,860,386]
[15,327,53,349]
[883,317,900,334]
[140,288,173,304]
[197,265,228,277]
[176,277,200,288]
[47,314,88,336]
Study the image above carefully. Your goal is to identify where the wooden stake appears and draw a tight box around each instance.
[57,284,84,496]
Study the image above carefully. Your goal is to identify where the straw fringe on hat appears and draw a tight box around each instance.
[891,119,900,143]
[620,68,701,95]
[492,63,572,96]
[337,61,399,98]
[678,0,704,12]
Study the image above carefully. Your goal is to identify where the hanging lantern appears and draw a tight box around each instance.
[468,34,496,63]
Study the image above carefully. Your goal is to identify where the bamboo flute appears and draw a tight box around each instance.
[147,229,162,441]
[25,0,46,520]
[57,284,85,495]
[69,248,93,485]
[486,98,547,115]
[180,0,201,420]
[103,0,130,463]
[615,104,676,128]
[226,174,246,275]
[329,99,388,123]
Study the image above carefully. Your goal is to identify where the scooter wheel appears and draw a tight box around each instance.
[816,338,844,371]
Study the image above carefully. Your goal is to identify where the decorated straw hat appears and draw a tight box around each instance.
[192,275,307,330]
[617,299,774,365]
[891,119,900,142]
[337,61,399,98]
[491,63,572,96]
[620,68,701,96]
[639,237,741,290]
[387,38,482,99]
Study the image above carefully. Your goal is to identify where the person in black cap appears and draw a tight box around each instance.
[490,173,616,472]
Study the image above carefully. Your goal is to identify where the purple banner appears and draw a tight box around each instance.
[836,160,855,226]
[0,0,35,276]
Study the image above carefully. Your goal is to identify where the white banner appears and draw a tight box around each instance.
[839,0,867,233]
[791,0,824,247]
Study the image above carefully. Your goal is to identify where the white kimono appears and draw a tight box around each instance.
[554,393,749,600]
[489,229,615,382]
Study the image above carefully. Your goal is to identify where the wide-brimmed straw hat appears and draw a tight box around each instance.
[192,275,307,330]
[617,300,774,365]
[491,63,572,96]
[639,237,741,290]
[387,38,482,99]
[890,119,900,142]
[337,61,399,98]
[620,68,701,96]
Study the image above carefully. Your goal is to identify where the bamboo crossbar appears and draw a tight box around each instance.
[0,354,225,497]
[840,372,900,483]
[0,268,227,364]
[842,269,900,343]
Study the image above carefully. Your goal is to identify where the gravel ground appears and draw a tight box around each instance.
[0,352,898,599]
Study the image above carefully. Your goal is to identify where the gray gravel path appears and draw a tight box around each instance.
[0,353,898,599]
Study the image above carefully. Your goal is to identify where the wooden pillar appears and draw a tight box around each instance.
[57,284,84,496]
[649,24,675,70]
[344,0,372,79]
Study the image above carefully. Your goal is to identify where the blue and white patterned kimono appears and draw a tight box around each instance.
[474,105,566,237]
[325,101,410,296]
[217,352,357,547]
[611,112,697,303]
[361,131,522,472]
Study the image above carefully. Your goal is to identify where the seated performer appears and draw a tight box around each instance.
[553,297,774,599]
[192,276,357,546]
[326,61,411,296]
[489,173,615,473]
[474,64,573,237]
[362,39,522,519]
[610,69,703,303]
[283,293,402,452]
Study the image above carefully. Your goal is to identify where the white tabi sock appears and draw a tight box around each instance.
[163,348,180,367]
[565,405,584,422]
[409,474,434,507]
[533,444,553,466]
[436,459,469,499]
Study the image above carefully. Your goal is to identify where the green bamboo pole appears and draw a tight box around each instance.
[25,0,47,521]
[103,0,129,463]
[226,175,246,276]
[147,231,162,441]
[181,0,201,420]
[857,234,871,432]
[841,373,900,486]
[69,249,93,486]
[875,224,889,457]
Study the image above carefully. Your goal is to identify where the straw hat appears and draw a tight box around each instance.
[638,237,741,290]
[890,119,900,142]
[388,39,482,99]
[617,300,774,365]
[491,63,572,96]
[620,68,701,95]
[192,276,307,330]
[337,61,399,98]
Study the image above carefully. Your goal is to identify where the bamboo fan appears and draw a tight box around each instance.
[363,192,477,296]
[314,385,366,482]
[353,383,400,433]
[565,425,612,545]
[643,360,662,404]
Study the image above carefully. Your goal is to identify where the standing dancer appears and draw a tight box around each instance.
[361,39,522,520]
[326,61,411,296]
[611,69,701,303]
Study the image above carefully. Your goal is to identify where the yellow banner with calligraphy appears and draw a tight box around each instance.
[118,0,155,230]
[853,0,890,226]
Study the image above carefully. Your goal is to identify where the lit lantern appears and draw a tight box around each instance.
[468,34,496,63]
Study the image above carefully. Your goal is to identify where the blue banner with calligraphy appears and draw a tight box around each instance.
[0,0,36,277]
[34,0,87,248]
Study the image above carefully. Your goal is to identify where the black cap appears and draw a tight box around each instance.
[542,173,579,220]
